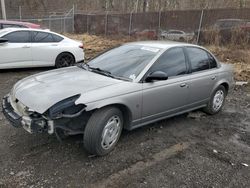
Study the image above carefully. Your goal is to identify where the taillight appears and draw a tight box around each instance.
[79,44,84,49]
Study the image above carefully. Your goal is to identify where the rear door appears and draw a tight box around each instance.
[0,30,32,68]
[31,31,63,66]
[141,47,189,122]
[184,47,218,106]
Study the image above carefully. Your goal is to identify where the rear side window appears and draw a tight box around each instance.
[169,31,184,34]
[3,31,30,43]
[33,31,54,42]
[52,34,63,42]
[150,47,187,77]
[32,32,63,43]
[186,47,210,72]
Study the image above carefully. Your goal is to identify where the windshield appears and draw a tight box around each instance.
[88,44,160,80]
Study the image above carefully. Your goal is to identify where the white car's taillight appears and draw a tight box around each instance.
[79,44,84,49]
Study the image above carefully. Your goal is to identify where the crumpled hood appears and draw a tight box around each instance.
[12,66,121,114]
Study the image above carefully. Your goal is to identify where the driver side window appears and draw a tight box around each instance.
[149,47,187,78]
[3,31,30,43]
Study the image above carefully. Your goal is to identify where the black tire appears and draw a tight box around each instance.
[55,52,75,68]
[203,85,226,115]
[83,107,123,156]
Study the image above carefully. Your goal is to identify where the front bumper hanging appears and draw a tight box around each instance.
[2,95,22,128]
[2,95,50,133]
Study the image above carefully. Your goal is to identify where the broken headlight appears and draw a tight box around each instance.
[48,94,85,119]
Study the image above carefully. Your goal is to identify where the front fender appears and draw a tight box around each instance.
[75,91,142,124]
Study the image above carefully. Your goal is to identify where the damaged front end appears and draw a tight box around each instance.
[2,94,90,136]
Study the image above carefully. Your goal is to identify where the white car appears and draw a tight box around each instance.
[0,28,84,69]
[161,30,194,42]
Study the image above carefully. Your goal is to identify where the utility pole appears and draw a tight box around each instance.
[1,0,7,20]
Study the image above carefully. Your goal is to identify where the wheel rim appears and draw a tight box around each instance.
[101,115,121,150]
[212,90,224,112]
[58,55,74,67]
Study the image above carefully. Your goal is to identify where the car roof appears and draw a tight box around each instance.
[127,41,200,49]
[0,20,40,27]
[0,28,64,37]
[216,19,247,22]
[168,29,184,32]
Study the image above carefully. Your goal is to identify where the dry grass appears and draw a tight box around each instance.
[64,33,134,60]
[208,45,250,81]
[200,28,250,49]
[65,33,250,81]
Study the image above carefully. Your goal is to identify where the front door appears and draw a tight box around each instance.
[141,47,189,123]
[0,31,32,68]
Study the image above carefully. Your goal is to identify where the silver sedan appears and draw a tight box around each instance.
[2,41,234,156]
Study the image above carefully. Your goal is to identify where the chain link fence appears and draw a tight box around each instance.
[5,6,75,33]
[74,8,250,45]
[2,5,250,45]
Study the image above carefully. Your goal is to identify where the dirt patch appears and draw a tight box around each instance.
[90,143,190,188]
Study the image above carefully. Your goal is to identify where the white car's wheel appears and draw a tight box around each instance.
[55,53,75,68]
[83,107,123,156]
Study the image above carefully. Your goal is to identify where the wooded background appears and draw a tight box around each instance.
[1,0,250,19]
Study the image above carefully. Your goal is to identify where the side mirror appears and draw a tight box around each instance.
[0,38,8,44]
[145,71,168,82]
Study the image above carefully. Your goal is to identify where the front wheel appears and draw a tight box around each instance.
[203,85,226,115]
[83,107,123,156]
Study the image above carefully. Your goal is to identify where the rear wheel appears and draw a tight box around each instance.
[203,85,226,115]
[83,107,123,156]
[55,53,75,68]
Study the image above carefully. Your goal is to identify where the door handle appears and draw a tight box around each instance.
[180,83,187,88]
[51,44,58,46]
[211,76,217,80]
[22,45,30,48]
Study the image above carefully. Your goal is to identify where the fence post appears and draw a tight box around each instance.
[19,6,22,21]
[129,11,133,36]
[197,9,204,44]
[49,15,52,30]
[86,13,89,34]
[158,9,162,39]
[64,17,66,33]
[105,11,108,36]
[61,17,63,33]
[72,4,75,33]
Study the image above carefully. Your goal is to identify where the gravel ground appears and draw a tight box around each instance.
[0,68,250,188]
